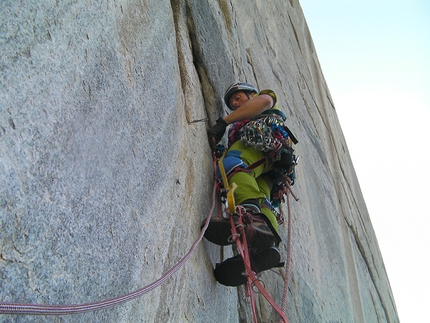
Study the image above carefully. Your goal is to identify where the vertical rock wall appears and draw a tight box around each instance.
[1,0,399,322]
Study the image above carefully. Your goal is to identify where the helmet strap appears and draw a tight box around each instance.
[245,91,252,100]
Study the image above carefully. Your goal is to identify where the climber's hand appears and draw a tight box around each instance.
[207,118,228,150]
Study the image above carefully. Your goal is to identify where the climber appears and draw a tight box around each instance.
[205,82,296,286]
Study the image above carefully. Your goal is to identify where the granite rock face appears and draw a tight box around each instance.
[1,0,399,322]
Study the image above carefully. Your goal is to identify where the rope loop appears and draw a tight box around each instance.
[227,233,240,243]
[0,156,223,316]
[251,278,265,293]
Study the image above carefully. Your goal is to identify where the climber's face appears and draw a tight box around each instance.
[229,91,252,110]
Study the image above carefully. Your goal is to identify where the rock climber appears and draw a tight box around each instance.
[205,82,296,286]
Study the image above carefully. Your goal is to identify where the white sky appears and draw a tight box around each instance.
[299,1,430,322]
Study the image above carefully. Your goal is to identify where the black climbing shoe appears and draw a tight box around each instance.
[242,212,276,250]
[214,247,282,286]
[202,212,275,250]
[201,215,239,246]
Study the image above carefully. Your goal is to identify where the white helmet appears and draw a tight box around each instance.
[223,82,258,109]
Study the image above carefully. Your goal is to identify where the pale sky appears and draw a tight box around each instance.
[299,1,430,322]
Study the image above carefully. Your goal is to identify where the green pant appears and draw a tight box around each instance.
[226,141,279,233]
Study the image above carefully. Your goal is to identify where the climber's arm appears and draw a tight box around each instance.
[224,94,274,125]
[207,93,274,150]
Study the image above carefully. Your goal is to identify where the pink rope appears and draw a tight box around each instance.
[0,180,218,316]
[281,186,293,313]
[231,207,289,323]
[277,182,299,323]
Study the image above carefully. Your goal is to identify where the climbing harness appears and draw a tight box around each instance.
[215,150,299,323]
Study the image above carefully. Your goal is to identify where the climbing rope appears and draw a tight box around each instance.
[281,181,298,314]
[0,159,220,316]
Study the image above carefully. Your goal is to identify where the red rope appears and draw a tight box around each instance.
[228,210,259,322]
[229,207,289,323]
[281,185,293,313]
[0,161,220,316]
